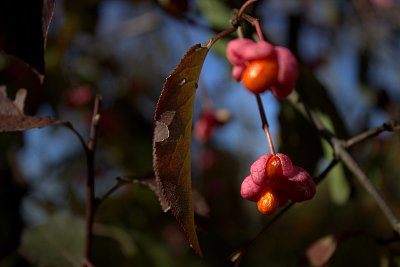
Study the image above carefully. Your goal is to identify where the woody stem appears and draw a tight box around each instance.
[255,94,275,155]
[240,13,264,41]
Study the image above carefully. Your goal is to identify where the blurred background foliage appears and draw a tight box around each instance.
[0,0,400,266]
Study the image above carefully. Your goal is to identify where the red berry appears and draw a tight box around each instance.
[257,187,279,215]
[65,85,93,107]
[242,59,278,94]
[193,111,218,144]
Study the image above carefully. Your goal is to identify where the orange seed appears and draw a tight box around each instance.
[257,187,279,215]
[242,59,279,94]
[266,155,283,179]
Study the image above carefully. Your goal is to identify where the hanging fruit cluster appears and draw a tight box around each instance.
[225,17,315,216]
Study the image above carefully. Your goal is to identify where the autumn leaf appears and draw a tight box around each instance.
[0,0,55,82]
[0,86,59,132]
[153,44,209,256]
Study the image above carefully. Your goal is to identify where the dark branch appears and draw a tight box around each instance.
[288,90,400,234]
[83,95,102,267]
[345,119,399,148]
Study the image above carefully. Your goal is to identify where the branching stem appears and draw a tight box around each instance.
[206,27,237,49]
[63,96,102,266]
[95,174,155,208]
[83,95,102,266]
[345,119,399,148]
[288,90,400,233]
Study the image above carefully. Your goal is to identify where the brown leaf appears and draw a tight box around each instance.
[0,0,55,82]
[306,235,338,267]
[153,44,209,256]
[0,86,59,132]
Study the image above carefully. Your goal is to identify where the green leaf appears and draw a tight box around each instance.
[327,164,350,205]
[153,44,209,256]
[19,212,85,267]
[320,138,350,205]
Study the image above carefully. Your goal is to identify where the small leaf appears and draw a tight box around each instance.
[153,44,209,256]
[0,0,55,82]
[0,86,59,132]
[19,212,85,267]
[306,235,338,267]
[327,163,350,205]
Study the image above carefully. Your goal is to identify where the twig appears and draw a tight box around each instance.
[63,96,102,266]
[206,27,237,48]
[237,0,258,19]
[95,181,124,208]
[96,174,156,208]
[345,119,399,148]
[314,158,340,185]
[241,13,264,41]
[288,91,336,143]
[83,95,102,266]
[338,149,400,233]
[229,202,294,266]
[236,0,264,41]
[62,122,90,156]
[255,94,275,155]
[288,90,400,234]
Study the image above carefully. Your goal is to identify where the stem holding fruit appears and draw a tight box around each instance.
[255,94,275,155]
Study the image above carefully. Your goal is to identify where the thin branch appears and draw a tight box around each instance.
[95,181,124,208]
[255,94,275,155]
[241,13,264,41]
[314,158,340,185]
[63,96,102,267]
[287,90,400,234]
[62,122,90,156]
[96,174,156,208]
[233,1,264,41]
[206,27,237,49]
[288,91,336,144]
[345,119,399,148]
[83,95,102,267]
[229,202,294,266]
[338,149,400,233]
[237,0,258,19]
